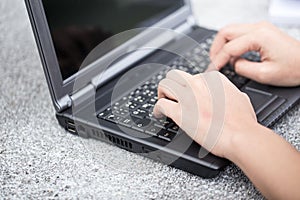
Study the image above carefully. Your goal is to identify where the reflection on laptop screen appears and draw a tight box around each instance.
[42,0,185,80]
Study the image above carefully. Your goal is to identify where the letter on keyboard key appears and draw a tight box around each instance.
[105,114,122,124]
[131,109,148,119]
[98,108,112,119]
[168,124,180,133]
[145,126,161,136]
[154,118,172,129]
[119,118,133,128]
[158,131,176,142]
[132,118,152,132]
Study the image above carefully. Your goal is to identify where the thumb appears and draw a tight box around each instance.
[234,58,271,84]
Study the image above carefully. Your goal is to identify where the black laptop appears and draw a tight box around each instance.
[25,0,300,178]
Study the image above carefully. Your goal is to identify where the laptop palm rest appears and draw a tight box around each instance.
[243,87,286,123]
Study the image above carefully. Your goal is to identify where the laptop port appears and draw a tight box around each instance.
[66,121,77,135]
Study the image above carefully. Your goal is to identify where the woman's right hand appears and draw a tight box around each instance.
[210,21,300,87]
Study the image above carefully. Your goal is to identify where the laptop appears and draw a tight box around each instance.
[25,0,300,178]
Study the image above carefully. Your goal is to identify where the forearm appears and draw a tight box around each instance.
[227,124,300,199]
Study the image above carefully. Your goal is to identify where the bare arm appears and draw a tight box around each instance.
[229,123,300,199]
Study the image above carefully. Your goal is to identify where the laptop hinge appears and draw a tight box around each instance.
[70,83,96,111]
[57,94,72,113]
[57,83,96,113]
[187,15,197,28]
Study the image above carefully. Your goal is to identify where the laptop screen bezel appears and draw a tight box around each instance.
[25,0,192,111]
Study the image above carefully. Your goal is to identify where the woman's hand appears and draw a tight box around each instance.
[210,21,300,87]
[153,70,258,158]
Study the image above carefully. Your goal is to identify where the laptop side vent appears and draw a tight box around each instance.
[91,129,132,150]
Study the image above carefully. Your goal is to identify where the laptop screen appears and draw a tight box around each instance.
[42,0,185,80]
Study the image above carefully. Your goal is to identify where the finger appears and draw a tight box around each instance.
[166,69,192,87]
[234,58,271,84]
[157,78,186,101]
[229,57,239,67]
[211,33,261,70]
[210,23,258,59]
[153,98,180,120]
[206,62,218,72]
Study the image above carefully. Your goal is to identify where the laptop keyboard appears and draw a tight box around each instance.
[97,35,261,142]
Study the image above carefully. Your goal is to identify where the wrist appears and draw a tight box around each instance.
[223,122,270,162]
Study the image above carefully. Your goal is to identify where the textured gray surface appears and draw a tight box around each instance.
[0,0,299,199]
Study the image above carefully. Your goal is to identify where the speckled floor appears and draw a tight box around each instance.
[0,0,299,199]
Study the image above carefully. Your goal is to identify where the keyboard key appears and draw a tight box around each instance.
[132,118,152,132]
[199,61,207,69]
[133,89,142,96]
[140,103,154,110]
[222,68,235,80]
[233,76,249,88]
[131,108,148,119]
[234,76,248,85]
[243,51,261,62]
[168,123,180,133]
[220,64,249,88]
[157,131,176,142]
[148,98,157,105]
[132,96,149,105]
[105,114,123,124]
[124,102,139,110]
[115,96,130,106]
[146,113,159,122]
[145,126,161,136]
[113,108,129,117]
[200,43,209,51]
[118,118,133,127]
[98,108,112,119]
[154,118,172,129]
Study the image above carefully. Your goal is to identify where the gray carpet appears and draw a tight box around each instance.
[1,0,299,199]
